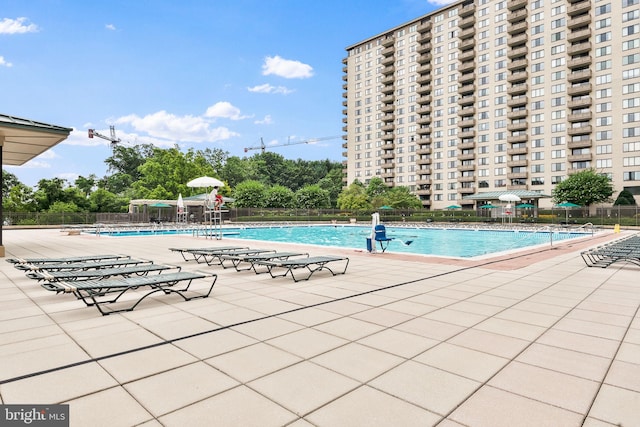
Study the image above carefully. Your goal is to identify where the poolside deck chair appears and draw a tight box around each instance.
[41,270,217,316]
[219,251,309,273]
[374,224,393,252]
[14,258,151,272]
[169,246,248,262]
[187,248,276,266]
[7,254,129,265]
[581,235,640,268]
[256,255,349,282]
[26,263,178,282]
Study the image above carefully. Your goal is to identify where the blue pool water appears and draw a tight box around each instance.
[94,225,590,258]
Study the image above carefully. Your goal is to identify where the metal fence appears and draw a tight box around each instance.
[2,205,639,227]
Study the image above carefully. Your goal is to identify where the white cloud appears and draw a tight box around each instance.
[0,17,38,34]
[57,172,79,183]
[0,56,13,67]
[427,0,457,5]
[262,55,313,79]
[105,24,116,31]
[248,83,294,95]
[115,110,239,143]
[254,115,273,125]
[204,101,249,120]
[14,160,51,169]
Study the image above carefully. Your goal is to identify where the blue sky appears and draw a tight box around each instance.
[1,0,452,187]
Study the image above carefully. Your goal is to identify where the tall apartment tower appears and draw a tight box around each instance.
[342,0,640,209]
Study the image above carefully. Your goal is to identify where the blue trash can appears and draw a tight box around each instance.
[366,237,373,253]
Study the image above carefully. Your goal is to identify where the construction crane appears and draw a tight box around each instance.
[88,125,121,148]
[244,135,341,153]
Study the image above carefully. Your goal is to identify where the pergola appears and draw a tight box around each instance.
[0,114,73,256]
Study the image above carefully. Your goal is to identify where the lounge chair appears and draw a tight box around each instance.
[13,258,151,272]
[581,234,640,268]
[7,254,129,265]
[255,255,349,282]
[169,246,248,262]
[374,224,393,252]
[41,270,217,315]
[187,248,276,266]
[219,251,309,273]
[25,263,178,282]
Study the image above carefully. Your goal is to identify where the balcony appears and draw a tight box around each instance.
[508,46,528,59]
[459,71,476,84]
[507,146,528,155]
[458,83,475,95]
[458,95,476,106]
[568,153,592,162]
[507,108,527,119]
[382,113,395,122]
[568,138,592,149]
[507,122,528,132]
[508,33,528,47]
[568,56,592,69]
[568,97,592,109]
[567,125,592,136]
[458,118,476,128]
[381,152,394,160]
[381,75,394,85]
[342,142,348,149]
[568,42,592,56]
[507,0,527,11]
[459,38,476,51]
[507,96,528,107]
[381,84,394,95]
[459,48,475,61]
[381,123,395,132]
[417,53,432,64]
[381,172,395,179]
[417,42,432,54]
[381,161,395,169]
[458,186,476,195]
[381,36,394,47]
[417,95,432,104]
[417,126,431,135]
[381,104,394,113]
[417,136,432,145]
[507,184,528,191]
[508,82,528,95]
[416,178,431,186]
[459,3,476,17]
[568,28,592,43]
[567,83,592,97]
[568,111,592,122]
[507,134,528,143]
[568,69,592,83]
[507,172,528,179]
[458,129,476,139]
[459,61,476,73]
[507,159,528,167]
[568,14,591,29]
[568,0,590,16]
[381,46,394,56]
[458,106,475,116]
[508,21,528,35]
[417,105,432,114]
[382,65,395,75]
[416,147,431,156]
[458,141,476,150]
[459,15,475,29]
[381,133,395,141]
[381,142,395,150]
[417,20,432,33]
[381,55,395,66]
[458,152,475,161]
[381,94,396,104]
[417,64,432,74]
[417,84,432,95]
[417,116,432,125]
[417,157,432,166]
[508,62,528,76]
[460,27,476,40]
[457,163,476,172]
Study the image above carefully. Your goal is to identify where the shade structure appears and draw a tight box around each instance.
[498,194,521,202]
[149,202,171,208]
[187,176,224,188]
[480,204,498,209]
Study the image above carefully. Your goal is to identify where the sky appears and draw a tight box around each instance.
[1,0,454,187]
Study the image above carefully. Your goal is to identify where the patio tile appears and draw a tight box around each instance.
[305,385,441,426]
[396,317,466,341]
[0,362,117,404]
[248,361,359,416]
[422,308,488,327]
[447,328,530,359]
[554,317,628,341]
[207,342,302,383]
[172,327,257,359]
[448,385,583,427]
[312,316,385,341]
[488,361,599,413]
[277,306,342,326]
[158,385,298,427]
[516,343,610,381]
[266,327,348,359]
[231,316,305,341]
[358,328,439,358]
[370,360,480,416]
[131,311,219,341]
[98,344,197,383]
[614,342,640,364]
[588,384,640,426]
[535,329,619,358]
[311,342,404,382]
[604,360,640,392]
[124,362,239,417]
[0,341,90,381]
[351,306,415,327]
[474,317,546,341]
[414,342,510,382]
[66,386,153,427]
[494,308,559,328]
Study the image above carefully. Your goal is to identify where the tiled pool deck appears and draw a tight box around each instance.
[0,227,638,426]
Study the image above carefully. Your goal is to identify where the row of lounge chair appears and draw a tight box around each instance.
[169,246,350,282]
[8,254,216,316]
[581,234,640,268]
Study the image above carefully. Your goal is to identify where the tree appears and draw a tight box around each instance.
[233,180,267,208]
[613,189,637,206]
[384,186,423,208]
[265,185,295,208]
[2,170,20,199]
[89,189,128,212]
[318,168,344,208]
[3,183,36,212]
[295,185,330,208]
[33,178,67,211]
[75,174,97,197]
[366,177,387,201]
[551,169,613,206]
[337,181,371,210]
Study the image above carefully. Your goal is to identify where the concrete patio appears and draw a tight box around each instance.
[0,227,638,426]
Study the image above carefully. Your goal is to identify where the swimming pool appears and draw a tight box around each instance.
[92,225,590,258]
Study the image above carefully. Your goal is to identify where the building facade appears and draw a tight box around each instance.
[342,0,640,209]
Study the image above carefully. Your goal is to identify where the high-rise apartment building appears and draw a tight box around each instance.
[342,0,640,209]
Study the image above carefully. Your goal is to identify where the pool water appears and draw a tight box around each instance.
[92,225,589,258]
[231,225,588,258]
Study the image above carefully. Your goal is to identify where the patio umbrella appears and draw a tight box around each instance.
[177,193,185,213]
[480,204,498,209]
[516,203,535,208]
[498,194,521,202]
[556,202,581,223]
[149,202,171,221]
[187,176,224,188]
[444,205,461,210]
